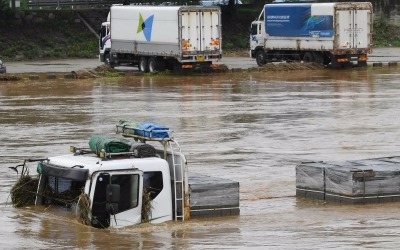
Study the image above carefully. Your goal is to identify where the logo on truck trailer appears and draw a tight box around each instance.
[137,13,154,41]
[265,5,333,38]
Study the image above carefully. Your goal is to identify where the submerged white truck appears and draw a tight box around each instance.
[10,121,239,229]
[250,2,373,68]
[99,5,222,72]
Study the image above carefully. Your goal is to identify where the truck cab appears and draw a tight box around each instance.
[250,8,267,66]
[35,153,174,228]
[99,21,111,66]
[250,20,265,65]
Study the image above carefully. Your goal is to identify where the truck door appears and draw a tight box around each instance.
[336,5,372,49]
[90,170,143,228]
[180,9,221,55]
[250,21,263,51]
[99,22,110,52]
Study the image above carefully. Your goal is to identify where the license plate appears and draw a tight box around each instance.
[196,56,204,62]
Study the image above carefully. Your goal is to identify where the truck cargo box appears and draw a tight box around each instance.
[189,172,240,217]
[296,156,400,204]
[262,2,372,51]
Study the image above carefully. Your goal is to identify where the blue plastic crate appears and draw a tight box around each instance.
[135,122,170,138]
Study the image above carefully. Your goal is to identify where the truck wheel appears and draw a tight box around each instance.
[172,60,183,73]
[323,57,331,66]
[358,61,367,67]
[312,52,324,64]
[138,57,149,73]
[156,58,166,72]
[330,56,341,69]
[256,50,266,66]
[303,52,314,63]
[148,57,157,72]
[148,57,166,72]
[104,52,114,68]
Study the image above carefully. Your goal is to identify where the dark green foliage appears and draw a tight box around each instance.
[0,0,8,11]
[221,5,259,50]
[0,10,98,60]
[373,15,400,47]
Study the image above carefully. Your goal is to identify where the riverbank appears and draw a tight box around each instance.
[2,47,399,74]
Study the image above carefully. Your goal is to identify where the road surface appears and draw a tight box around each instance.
[4,47,400,74]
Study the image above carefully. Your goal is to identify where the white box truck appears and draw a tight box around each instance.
[10,121,240,229]
[250,2,373,68]
[99,5,222,72]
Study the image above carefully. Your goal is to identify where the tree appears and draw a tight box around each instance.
[0,0,8,11]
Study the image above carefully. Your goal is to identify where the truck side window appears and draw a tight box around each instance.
[143,171,163,200]
[251,23,258,36]
[92,173,140,228]
[111,174,140,212]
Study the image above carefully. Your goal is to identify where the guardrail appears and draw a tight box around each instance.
[27,0,124,8]
[27,0,202,8]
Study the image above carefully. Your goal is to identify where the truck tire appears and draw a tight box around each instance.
[358,61,367,67]
[312,52,324,65]
[104,52,114,68]
[330,56,341,69]
[256,50,266,66]
[303,52,314,62]
[156,58,166,72]
[138,57,149,73]
[148,57,157,72]
[148,57,166,72]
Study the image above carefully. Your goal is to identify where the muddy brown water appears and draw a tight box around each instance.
[2,65,400,249]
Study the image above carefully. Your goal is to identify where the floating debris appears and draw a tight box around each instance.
[141,187,153,223]
[0,74,21,81]
[10,174,39,207]
[256,62,326,71]
[71,65,123,79]
[76,192,91,226]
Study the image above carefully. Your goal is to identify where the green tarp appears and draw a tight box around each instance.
[89,135,131,155]
[118,119,138,129]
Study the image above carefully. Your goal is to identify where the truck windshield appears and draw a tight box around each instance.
[42,176,85,207]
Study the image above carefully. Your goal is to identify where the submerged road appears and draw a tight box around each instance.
[4,47,400,74]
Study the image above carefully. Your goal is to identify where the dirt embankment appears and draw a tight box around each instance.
[0,62,328,81]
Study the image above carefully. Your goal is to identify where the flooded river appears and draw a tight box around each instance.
[1,66,400,249]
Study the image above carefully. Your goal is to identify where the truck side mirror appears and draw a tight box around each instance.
[106,184,120,215]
